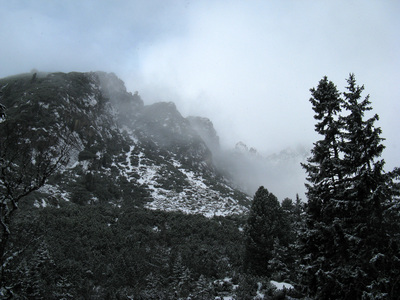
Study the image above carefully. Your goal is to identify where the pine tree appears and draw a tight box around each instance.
[244,186,289,276]
[299,76,345,297]
[339,74,399,298]
[14,241,56,299]
[268,238,290,281]
[383,167,400,298]
[300,74,400,299]
[341,74,387,216]
[301,76,344,221]
[171,253,192,298]
[143,272,166,300]
[193,275,214,300]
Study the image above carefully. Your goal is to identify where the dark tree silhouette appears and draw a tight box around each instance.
[300,74,400,299]
[244,186,289,276]
[0,108,71,287]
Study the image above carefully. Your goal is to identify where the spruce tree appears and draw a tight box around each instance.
[340,74,398,298]
[300,74,400,299]
[341,73,387,211]
[244,186,288,276]
[171,254,192,298]
[299,76,345,298]
[301,76,343,221]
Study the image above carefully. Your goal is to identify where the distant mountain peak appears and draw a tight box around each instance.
[235,141,248,153]
[234,141,258,156]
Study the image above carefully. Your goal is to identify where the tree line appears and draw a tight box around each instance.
[244,74,400,299]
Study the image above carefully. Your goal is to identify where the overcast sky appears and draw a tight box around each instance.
[1,0,399,171]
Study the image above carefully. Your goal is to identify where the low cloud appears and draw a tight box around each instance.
[1,0,399,171]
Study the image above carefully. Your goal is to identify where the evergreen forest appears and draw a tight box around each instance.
[0,73,399,299]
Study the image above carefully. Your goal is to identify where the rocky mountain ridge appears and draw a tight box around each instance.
[0,71,251,216]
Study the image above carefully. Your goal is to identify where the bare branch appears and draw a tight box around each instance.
[0,113,73,276]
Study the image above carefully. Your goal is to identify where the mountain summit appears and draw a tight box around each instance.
[0,71,251,216]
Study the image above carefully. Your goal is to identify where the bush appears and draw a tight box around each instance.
[78,149,98,161]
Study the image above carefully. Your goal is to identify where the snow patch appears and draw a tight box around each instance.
[270,280,294,290]
[179,168,207,189]
[37,184,71,204]
[34,198,48,208]
[85,94,97,106]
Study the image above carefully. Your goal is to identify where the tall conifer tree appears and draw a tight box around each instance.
[299,76,345,298]
[302,76,343,221]
[339,74,398,298]
[300,74,399,299]
[244,186,288,276]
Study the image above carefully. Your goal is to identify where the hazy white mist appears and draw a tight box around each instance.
[1,0,399,198]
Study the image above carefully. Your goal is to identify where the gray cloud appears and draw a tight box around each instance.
[1,0,399,176]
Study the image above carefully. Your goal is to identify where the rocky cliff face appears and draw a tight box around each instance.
[187,116,220,153]
[0,71,251,216]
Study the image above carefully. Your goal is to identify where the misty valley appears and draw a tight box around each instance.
[0,71,399,299]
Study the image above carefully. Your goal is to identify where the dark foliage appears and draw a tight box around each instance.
[4,205,247,299]
[244,187,293,278]
[300,74,400,299]
[0,104,71,289]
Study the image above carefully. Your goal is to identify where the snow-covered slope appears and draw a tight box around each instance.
[0,71,251,216]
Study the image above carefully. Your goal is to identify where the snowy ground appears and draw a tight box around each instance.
[270,280,294,290]
[114,146,249,217]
